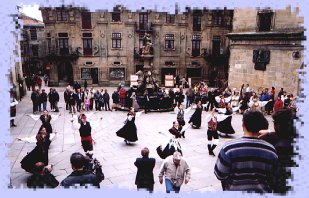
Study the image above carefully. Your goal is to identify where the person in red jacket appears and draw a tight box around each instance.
[273,96,283,112]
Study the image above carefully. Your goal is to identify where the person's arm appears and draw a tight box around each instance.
[134,158,139,168]
[214,148,231,181]
[184,162,191,184]
[158,161,167,184]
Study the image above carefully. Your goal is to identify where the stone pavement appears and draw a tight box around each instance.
[9,85,274,192]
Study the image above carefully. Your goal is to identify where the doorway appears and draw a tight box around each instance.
[58,62,73,84]
[91,68,98,84]
[161,68,176,86]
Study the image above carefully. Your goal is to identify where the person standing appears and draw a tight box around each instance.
[48,88,54,111]
[68,90,77,114]
[31,89,40,113]
[214,110,278,192]
[258,109,295,194]
[10,92,18,127]
[93,90,100,111]
[188,101,202,129]
[103,89,111,111]
[158,151,191,193]
[134,147,156,192]
[176,105,185,130]
[185,87,194,108]
[52,89,60,112]
[79,114,95,153]
[131,92,140,111]
[274,96,283,113]
[84,97,90,111]
[40,110,53,134]
[76,89,83,112]
[40,89,48,111]
[116,107,138,145]
[64,87,70,110]
[206,89,216,111]
[112,90,120,111]
[205,108,219,156]
[143,89,150,114]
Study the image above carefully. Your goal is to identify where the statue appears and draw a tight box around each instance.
[141,33,152,55]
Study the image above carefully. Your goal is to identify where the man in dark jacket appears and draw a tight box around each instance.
[60,152,101,188]
[103,89,111,111]
[64,88,70,110]
[40,89,48,111]
[52,89,60,112]
[112,90,119,111]
[206,89,216,111]
[31,89,40,113]
[69,90,77,114]
[134,147,156,192]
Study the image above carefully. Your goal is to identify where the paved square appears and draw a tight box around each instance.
[9,86,274,192]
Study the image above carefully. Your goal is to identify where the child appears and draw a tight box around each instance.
[84,97,90,111]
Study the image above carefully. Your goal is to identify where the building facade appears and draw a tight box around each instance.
[20,14,45,75]
[39,5,233,86]
[227,6,305,95]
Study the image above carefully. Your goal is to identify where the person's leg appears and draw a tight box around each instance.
[211,132,219,155]
[174,186,181,193]
[55,102,59,112]
[165,179,174,193]
[207,130,214,156]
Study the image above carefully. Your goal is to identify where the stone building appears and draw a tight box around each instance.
[39,5,233,86]
[227,6,305,95]
[20,14,45,75]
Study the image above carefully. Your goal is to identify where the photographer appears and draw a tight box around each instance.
[27,162,59,188]
[60,152,103,188]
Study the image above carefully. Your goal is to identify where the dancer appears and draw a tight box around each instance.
[21,126,51,173]
[176,105,185,129]
[205,108,219,156]
[116,107,138,145]
[157,138,182,159]
[188,101,202,129]
[79,114,95,152]
[169,121,185,139]
[10,92,18,127]
[40,110,52,134]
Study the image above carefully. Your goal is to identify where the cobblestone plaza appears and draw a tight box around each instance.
[9,86,274,192]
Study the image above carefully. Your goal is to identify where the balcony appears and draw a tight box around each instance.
[135,22,153,33]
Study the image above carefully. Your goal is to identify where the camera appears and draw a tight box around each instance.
[84,153,105,182]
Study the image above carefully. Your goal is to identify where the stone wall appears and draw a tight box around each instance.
[228,46,303,95]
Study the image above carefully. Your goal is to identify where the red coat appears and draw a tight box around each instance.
[119,88,126,99]
[274,99,283,112]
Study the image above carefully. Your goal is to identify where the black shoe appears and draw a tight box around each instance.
[124,140,129,145]
[12,124,17,127]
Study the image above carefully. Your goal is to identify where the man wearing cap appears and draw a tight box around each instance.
[79,114,94,152]
[158,151,191,193]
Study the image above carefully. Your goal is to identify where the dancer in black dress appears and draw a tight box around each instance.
[188,101,202,129]
[40,110,52,134]
[156,138,182,159]
[21,126,51,173]
[116,107,138,145]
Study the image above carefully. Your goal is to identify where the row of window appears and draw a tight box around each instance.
[54,10,273,32]
[45,32,221,56]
